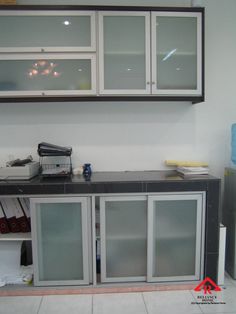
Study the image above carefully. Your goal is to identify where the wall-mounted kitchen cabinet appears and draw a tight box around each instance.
[99,10,202,98]
[0,5,204,103]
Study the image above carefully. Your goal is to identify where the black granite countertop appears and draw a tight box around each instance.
[0,170,220,195]
[67,170,219,183]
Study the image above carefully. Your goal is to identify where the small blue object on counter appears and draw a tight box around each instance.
[83,163,92,180]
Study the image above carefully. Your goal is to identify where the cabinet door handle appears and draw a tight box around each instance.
[147,82,150,85]
[152,82,155,85]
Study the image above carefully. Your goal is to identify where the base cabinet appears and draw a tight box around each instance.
[147,193,205,282]
[100,192,205,283]
[30,197,91,286]
[29,192,205,286]
[100,196,147,282]
[0,171,220,287]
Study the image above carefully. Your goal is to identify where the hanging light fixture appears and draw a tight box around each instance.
[28,60,61,78]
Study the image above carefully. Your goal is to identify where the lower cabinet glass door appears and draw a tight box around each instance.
[31,197,90,286]
[147,193,205,282]
[100,196,147,282]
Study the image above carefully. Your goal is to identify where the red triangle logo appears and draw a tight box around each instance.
[194,277,221,292]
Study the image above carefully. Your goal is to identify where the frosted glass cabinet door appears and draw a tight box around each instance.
[98,12,150,94]
[0,11,96,52]
[31,197,90,286]
[151,12,202,95]
[100,196,147,282]
[0,53,96,96]
[147,193,205,282]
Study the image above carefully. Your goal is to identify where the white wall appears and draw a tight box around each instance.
[0,0,235,179]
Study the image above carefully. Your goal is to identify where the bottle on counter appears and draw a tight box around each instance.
[83,163,92,179]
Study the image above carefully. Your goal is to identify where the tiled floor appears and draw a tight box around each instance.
[0,274,236,314]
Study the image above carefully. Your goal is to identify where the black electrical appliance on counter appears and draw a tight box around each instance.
[38,142,72,177]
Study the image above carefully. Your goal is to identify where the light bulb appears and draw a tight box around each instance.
[53,71,61,77]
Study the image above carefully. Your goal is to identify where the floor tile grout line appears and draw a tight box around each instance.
[141,292,149,314]
[189,289,204,314]
[92,294,94,314]
[36,295,43,314]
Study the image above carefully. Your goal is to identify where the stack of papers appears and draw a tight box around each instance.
[165,160,209,167]
[177,166,209,176]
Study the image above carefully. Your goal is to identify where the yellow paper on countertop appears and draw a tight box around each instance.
[165,160,209,167]
[0,0,16,4]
